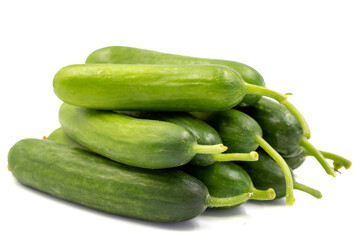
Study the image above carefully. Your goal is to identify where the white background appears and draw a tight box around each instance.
[1,0,359,239]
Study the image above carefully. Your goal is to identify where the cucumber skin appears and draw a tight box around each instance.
[59,103,198,169]
[47,127,86,150]
[8,139,209,222]
[193,109,262,154]
[182,162,253,208]
[53,64,245,111]
[240,98,304,167]
[239,149,291,199]
[118,111,222,166]
[85,46,264,106]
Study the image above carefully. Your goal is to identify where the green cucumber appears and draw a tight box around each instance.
[53,64,310,138]
[182,162,276,208]
[8,139,257,222]
[117,111,258,166]
[59,103,227,169]
[240,98,351,172]
[85,46,265,107]
[239,149,322,200]
[192,109,296,205]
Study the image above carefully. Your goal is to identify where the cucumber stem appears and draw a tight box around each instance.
[244,83,311,139]
[211,151,259,162]
[250,188,276,200]
[294,182,322,199]
[255,135,295,206]
[192,144,228,154]
[319,150,352,170]
[206,192,251,208]
[300,137,337,177]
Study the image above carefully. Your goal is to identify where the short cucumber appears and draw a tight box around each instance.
[59,103,227,169]
[182,162,276,208]
[240,98,351,172]
[239,149,322,200]
[192,109,296,205]
[117,111,258,166]
[85,46,265,107]
[53,64,310,138]
[8,139,257,222]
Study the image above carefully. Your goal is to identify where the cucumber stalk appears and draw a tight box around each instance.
[244,83,311,139]
[300,137,337,177]
[206,192,251,208]
[255,135,295,206]
[250,188,276,200]
[210,151,259,162]
[192,144,228,154]
[319,150,352,170]
[294,182,322,199]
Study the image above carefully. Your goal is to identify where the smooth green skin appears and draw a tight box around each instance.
[118,111,222,166]
[182,162,275,209]
[59,103,200,169]
[85,46,265,106]
[53,64,245,111]
[47,127,86,150]
[7,139,209,222]
[239,150,289,199]
[283,151,306,170]
[193,109,262,153]
[240,97,304,159]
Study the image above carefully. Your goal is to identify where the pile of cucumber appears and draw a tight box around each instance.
[8,46,351,222]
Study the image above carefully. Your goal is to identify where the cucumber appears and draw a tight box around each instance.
[59,103,227,169]
[85,46,265,107]
[53,64,310,138]
[239,149,322,199]
[182,162,276,208]
[117,111,258,166]
[192,109,296,205]
[240,98,351,172]
[8,139,256,222]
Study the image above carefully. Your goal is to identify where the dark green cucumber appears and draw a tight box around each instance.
[53,63,310,138]
[239,149,322,200]
[8,139,258,222]
[85,46,265,107]
[59,103,227,169]
[192,109,296,205]
[240,98,351,172]
[182,162,276,208]
[47,127,86,150]
[117,111,258,166]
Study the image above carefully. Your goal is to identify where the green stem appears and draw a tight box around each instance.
[192,143,228,154]
[294,182,322,199]
[319,150,352,170]
[206,192,251,208]
[211,151,258,162]
[244,83,311,139]
[250,187,276,200]
[255,135,295,205]
[300,137,336,177]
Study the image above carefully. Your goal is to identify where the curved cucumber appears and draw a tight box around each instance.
[85,46,265,106]
[240,98,340,176]
[117,111,258,166]
[182,162,275,209]
[53,63,310,138]
[239,149,322,200]
[47,127,86,150]
[8,139,259,221]
[59,103,227,169]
